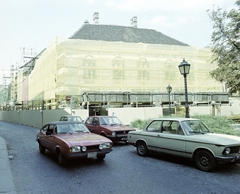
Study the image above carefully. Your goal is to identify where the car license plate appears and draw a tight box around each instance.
[121,138,127,141]
[87,152,97,158]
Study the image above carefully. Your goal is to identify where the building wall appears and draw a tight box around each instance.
[22,37,223,104]
[0,109,88,128]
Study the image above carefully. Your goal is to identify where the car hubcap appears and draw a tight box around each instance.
[139,145,145,153]
[200,156,209,167]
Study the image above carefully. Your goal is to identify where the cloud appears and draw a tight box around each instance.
[86,0,96,4]
[149,15,173,27]
[104,0,232,12]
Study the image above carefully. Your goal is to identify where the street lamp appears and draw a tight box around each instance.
[178,58,190,118]
[166,85,172,116]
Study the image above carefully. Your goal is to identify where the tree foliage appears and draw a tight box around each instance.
[207,0,240,94]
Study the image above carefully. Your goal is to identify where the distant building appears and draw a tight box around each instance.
[10,13,226,111]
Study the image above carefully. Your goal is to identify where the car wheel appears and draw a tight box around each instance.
[39,143,45,154]
[194,150,216,172]
[136,141,149,156]
[57,151,67,166]
[97,154,106,160]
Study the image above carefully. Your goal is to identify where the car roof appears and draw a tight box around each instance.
[61,115,81,118]
[87,116,117,118]
[152,118,200,122]
[44,121,84,125]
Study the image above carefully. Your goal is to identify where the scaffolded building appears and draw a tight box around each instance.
[12,13,226,111]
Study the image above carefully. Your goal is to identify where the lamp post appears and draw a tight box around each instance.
[166,85,172,116]
[178,58,190,118]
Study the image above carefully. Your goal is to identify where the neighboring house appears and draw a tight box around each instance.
[13,13,224,110]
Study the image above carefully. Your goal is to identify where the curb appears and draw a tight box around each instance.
[0,136,17,194]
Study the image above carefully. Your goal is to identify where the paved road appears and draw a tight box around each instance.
[0,121,240,194]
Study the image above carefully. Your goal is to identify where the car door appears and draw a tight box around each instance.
[85,117,98,133]
[141,120,162,152]
[38,124,50,148]
[40,124,56,151]
[157,120,186,157]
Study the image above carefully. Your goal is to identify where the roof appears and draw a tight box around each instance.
[44,121,84,125]
[70,24,188,46]
[153,118,199,121]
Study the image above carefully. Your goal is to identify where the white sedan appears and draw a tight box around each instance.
[127,118,240,172]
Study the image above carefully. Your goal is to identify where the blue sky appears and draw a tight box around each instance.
[0,0,237,71]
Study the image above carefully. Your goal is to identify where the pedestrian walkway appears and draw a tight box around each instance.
[0,136,17,194]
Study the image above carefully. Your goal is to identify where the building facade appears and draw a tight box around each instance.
[5,14,227,111]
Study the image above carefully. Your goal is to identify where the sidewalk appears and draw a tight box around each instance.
[0,136,17,194]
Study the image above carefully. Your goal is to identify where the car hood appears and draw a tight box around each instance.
[101,125,135,132]
[188,133,240,146]
[56,133,111,146]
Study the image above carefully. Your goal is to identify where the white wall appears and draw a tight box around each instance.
[108,107,163,125]
[0,109,89,128]
[0,100,239,128]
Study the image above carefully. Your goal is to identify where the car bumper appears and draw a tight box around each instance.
[67,148,112,159]
[215,154,240,163]
[107,134,128,142]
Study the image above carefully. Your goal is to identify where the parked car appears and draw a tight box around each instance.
[127,118,240,172]
[59,115,83,122]
[36,121,113,165]
[84,116,136,143]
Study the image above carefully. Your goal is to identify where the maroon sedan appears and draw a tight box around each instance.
[36,121,113,165]
[84,116,136,143]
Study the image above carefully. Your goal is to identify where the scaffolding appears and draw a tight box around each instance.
[10,37,224,109]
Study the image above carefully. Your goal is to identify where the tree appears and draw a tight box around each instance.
[207,0,240,94]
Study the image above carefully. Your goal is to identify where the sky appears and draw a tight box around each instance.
[0,0,238,72]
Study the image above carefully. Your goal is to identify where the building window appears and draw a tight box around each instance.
[138,58,149,80]
[83,56,96,78]
[164,59,175,81]
[112,57,124,80]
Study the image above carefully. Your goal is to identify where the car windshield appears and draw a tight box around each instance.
[100,117,122,125]
[56,123,89,134]
[181,120,210,135]
[68,117,82,122]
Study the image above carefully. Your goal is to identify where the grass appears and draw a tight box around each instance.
[130,115,240,136]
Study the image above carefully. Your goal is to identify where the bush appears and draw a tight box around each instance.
[130,115,240,136]
[191,115,240,136]
[130,119,151,130]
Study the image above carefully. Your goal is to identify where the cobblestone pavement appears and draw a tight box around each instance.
[0,121,240,194]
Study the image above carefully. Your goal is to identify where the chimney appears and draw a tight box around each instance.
[84,20,89,24]
[131,16,137,28]
[93,12,99,24]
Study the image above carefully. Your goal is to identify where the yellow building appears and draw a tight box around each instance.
[15,14,225,110]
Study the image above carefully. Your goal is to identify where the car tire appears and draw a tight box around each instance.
[136,141,149,156]
[97,154,106,160]
[39,143,45,154]
[57,151,67,166]
[194,150,216,172]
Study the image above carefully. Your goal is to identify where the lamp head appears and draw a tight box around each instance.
[166,85,172,93]
[178,58,190,75]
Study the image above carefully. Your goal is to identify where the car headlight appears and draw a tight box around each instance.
[82,146,87,152]
[99,144,103,150]
[100,142,112,149]
[71,146,81,152]
[112,131,116,136]
[224,147,231,154]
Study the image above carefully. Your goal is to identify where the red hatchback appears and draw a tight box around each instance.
[84,116,136,143]
[36,121,113,165]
